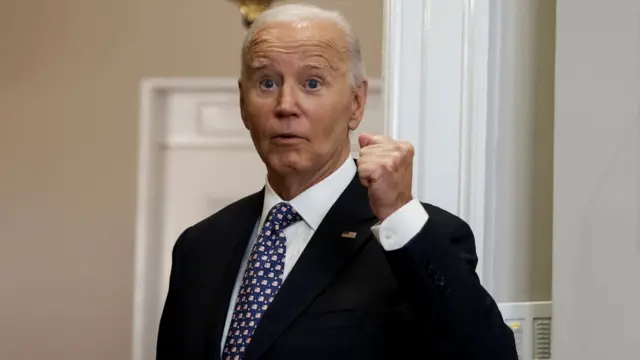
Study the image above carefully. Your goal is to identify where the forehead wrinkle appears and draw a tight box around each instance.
[249,36,349,55]
[302,63,327,70]
[247,42,350,74]
[245,21,350,64]
[249,20,349,46]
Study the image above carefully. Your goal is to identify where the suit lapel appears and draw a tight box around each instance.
[205,190,264,360]
[244,174,378,360]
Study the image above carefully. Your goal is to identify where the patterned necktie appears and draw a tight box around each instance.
[222,202,302,360]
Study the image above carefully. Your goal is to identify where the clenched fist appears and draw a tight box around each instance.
[357,133,415,221]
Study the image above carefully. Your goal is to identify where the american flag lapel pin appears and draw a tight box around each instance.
[341,231,357,239]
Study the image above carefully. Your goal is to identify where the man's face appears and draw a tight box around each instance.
[239,20,367,178]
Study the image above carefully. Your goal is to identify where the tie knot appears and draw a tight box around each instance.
[267,202,302,229]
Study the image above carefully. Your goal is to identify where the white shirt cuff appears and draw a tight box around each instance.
[371,199,429,251]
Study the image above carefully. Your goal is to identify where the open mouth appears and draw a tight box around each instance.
[272,134,304,142]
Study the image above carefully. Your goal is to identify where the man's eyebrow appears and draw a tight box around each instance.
[302,63,327,69]
[248,58,271,70]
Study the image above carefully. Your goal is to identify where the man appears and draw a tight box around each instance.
[157,4,517,360]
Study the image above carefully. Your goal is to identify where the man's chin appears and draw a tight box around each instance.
[266,155,310,175]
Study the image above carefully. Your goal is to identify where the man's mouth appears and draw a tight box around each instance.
[272,134,304,142]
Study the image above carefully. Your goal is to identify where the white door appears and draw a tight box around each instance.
[553,0,640,357]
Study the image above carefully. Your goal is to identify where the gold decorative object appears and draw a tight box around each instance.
[228,0,277,28]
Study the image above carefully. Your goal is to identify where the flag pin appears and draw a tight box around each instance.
[341,231,357,239]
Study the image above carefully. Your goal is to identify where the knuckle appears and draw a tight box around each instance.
[385,158,396,171]
[375,135,390,144]
[400,141,414,155]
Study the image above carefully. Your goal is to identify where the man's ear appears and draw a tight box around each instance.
[348,79,368,131]
[238,79,249,130]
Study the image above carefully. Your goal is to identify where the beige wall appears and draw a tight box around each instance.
[530,0,556,302]
[0,1,381,359]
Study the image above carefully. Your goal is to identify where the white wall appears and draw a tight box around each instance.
[553,0,640,357]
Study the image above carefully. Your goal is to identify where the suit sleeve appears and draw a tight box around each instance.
[156,227,189,360]
[383,205,518,360]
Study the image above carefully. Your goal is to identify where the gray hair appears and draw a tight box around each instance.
[241,3,365,87]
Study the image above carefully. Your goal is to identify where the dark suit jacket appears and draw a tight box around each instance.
[156,172,518,360]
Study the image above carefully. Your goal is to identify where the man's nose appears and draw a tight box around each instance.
[274,82,299,118]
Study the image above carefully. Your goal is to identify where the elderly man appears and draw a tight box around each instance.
[156,4,517,360]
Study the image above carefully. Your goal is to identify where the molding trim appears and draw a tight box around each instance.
[383,0,496,285]
[382,0,427,197]
[132,77,381,360]
[460,0,495,293]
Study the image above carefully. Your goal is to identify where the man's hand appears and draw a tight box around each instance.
[357,132,415,221]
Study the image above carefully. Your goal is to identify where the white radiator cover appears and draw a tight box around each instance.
[499,301,552,360]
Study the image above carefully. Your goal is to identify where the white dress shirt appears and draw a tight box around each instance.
[220,156,429,350]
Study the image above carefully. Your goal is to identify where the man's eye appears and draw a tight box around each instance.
[260,79,277,89]
[305,79,321,89]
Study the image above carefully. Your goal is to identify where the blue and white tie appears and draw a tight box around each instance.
[222,202,302,360]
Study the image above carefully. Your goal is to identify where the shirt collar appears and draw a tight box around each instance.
[261,156,357,230]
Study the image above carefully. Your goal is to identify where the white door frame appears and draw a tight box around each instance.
[383,0,497,287]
